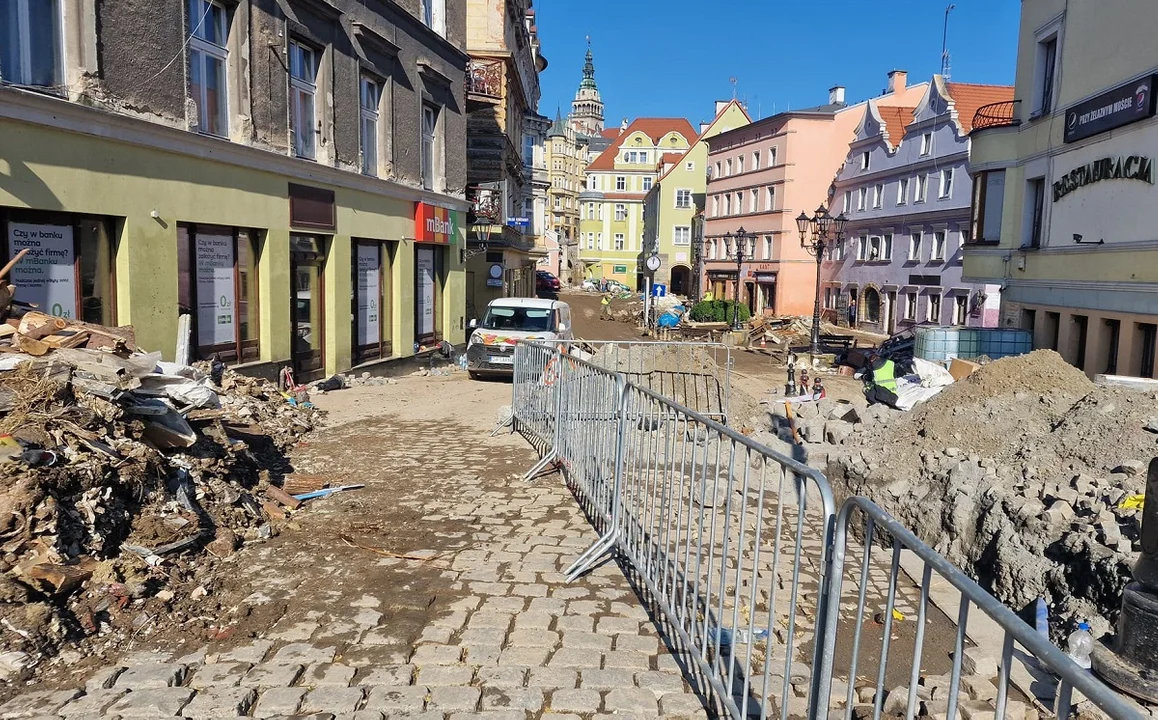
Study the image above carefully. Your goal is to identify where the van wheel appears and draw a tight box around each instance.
[469,370,481,380]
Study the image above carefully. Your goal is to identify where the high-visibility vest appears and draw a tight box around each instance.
[870,358,898,392]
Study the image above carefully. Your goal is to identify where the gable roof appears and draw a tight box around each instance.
[879,105,916,147]
[601,128,620,139]
[945,82,1015,134]
[586,117,697,171]
[655,100,753,183]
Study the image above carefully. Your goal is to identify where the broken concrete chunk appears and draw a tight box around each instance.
[1112,460,1146,476]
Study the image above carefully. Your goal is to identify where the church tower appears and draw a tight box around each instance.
[570,39,604,137]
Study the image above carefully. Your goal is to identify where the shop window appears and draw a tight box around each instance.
[3,211,116,325]
[177,224,260,363]
[0,0,62,88]
[415,245,445,343]
[188,0,230,137]
[352,241,395,364]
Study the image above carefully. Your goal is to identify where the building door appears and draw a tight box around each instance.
[670,266,690,296]
[415,245,442,344]
[886,292,897,334]
[290,235,326,381]
[760,283,775,315]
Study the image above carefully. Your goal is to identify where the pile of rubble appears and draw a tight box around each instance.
[0,318,318,678]
[756,351,1157,638]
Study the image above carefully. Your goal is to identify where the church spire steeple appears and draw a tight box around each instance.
[570,36,604,137]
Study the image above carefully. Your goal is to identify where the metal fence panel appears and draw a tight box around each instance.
[815,497,1146,720]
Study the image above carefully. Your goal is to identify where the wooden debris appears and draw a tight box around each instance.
[282,473,329,495]
[264,485,302,510]
[25,563,92,596]
[261,500,289,520]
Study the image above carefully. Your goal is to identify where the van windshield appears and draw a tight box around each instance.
[480,306,555,332]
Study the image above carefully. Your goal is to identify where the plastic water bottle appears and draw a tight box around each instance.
[1066,621,1093,669]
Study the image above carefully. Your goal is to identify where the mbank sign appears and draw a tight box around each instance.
[415,203,458,244]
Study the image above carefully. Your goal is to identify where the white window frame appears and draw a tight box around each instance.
[420,0,446,36]
[763,235,773,259]
[750,189,758,213]
[752,152,760,171]
[614,204,626,221]
[927,292,942,323]
[421,103,438,190]
[868,236,881,261]
[675,189,692,209]
[769,147,778,166]
[766,186,775,212]
[615,176,626,191]
[857,188,867,211]
[905,292,918,321]
[673,226,691,246]
[712,196,719,217]
[726,159,733,176]
[916,174,929,202]
[289,40,318,160]
[642,176,653,191]
[724,195,731,215]
[737,155,745,174]
[359,75,380,176]
[932,230,947,260]
[920,132,932,156]
[909,232,922,261]
[940,168,954,198]
[1,0,63,87]
[686,161,695,171]
[843,191,851,213]
[1032,18,1063,118]
[189,0,230,137]
[861,151,870,170]
[856,236,867,261]
[897,178,909,205]
[614,233,625,251]
[873,184,883,209]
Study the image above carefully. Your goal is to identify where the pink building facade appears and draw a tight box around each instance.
[702,72,927,317]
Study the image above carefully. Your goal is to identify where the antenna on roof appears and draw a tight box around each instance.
[941,3,955,80]
[729,77,737,100]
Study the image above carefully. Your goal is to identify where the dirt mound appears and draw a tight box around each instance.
[946,349,1096,400]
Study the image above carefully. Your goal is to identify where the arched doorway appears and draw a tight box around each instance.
[863,287,881,324]
[670,266,691,296]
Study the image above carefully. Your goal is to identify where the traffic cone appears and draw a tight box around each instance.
[759,336,766,348]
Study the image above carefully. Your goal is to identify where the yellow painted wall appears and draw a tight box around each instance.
[0,116,465,375]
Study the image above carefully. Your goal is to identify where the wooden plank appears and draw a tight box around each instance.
[264,485,303,510]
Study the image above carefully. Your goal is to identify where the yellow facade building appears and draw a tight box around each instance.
[579,118,697,289]
[0,0,469,382]
[965,0,1158,378]
[545,112,587,283]
[643,101,751,296]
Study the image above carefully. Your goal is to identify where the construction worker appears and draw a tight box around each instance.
[600,293,613,320]
[861,352,899,408]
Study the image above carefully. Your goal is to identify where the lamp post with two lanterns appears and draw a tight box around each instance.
[796,205,847,356]
[721,227,754,331]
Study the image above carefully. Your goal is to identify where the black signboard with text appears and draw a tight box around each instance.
[1064,74,1157,143]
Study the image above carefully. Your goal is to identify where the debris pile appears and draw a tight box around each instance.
[759,350,1158,637]
[0,320,318,677]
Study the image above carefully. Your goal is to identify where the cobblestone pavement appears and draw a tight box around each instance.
[0,377,716,720]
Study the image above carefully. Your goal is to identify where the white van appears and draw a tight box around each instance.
[466,297,573,379]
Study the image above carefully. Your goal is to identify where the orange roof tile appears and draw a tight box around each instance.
[601,128,621,139]
[586,117,697,172]
[945,82,1015,134]
[879,106,916,146]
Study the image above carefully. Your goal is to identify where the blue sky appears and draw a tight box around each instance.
[535,0,1021,125]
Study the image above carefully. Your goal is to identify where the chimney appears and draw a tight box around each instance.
[700,122,711,133]
[715,100,730,115]
[887,70,908,94]
[828,85,846,106]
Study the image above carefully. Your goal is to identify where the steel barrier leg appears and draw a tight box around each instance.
[565,378,628,581]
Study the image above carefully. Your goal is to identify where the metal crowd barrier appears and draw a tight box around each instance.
[814,497,1144,720]
[508,341,1143,720]
[539,339,733,422]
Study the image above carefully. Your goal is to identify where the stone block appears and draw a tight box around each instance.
[115,663,187,690]
[58,689,127,717]
[240,663,304,688]
[548,647,602,669]
[272,643,336,665]
[362,685,428,712]
[181,686,257,719]
[300,686,366,715]
[506,629,559,647]
[549,688,601,714]
[604,688,659,714]
[301,663,357,687]
[84,666,126,692]
[411,644,463,665]
[106,687,195,717]
[481,686,544,713]
[498,645,550,667]
[188,662,252,689]
[416,664,474,686]
[528,667,578,690]
[428,685,481,712]
[252,687,307,718]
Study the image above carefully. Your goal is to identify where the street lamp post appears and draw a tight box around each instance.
[796,205,847,356]
[722,227,752,330]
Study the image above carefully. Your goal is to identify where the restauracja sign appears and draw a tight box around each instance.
[1052,155,1154,202]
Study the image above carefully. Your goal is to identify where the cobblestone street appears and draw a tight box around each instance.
[0,374,713,720]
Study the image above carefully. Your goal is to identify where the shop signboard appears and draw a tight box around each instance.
[1064,74,1157,143]
[356,245,380,346]
[414,203,458,244]
[7,223,77,319]
[195,233,236,346]
[416,247,435,335]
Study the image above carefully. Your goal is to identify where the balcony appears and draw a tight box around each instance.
[466,59,503,103]
[972,100,1021,133]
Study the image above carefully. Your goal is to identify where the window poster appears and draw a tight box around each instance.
[356,244,380,346]
[195,233,236,346]
[7,223,76,318]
